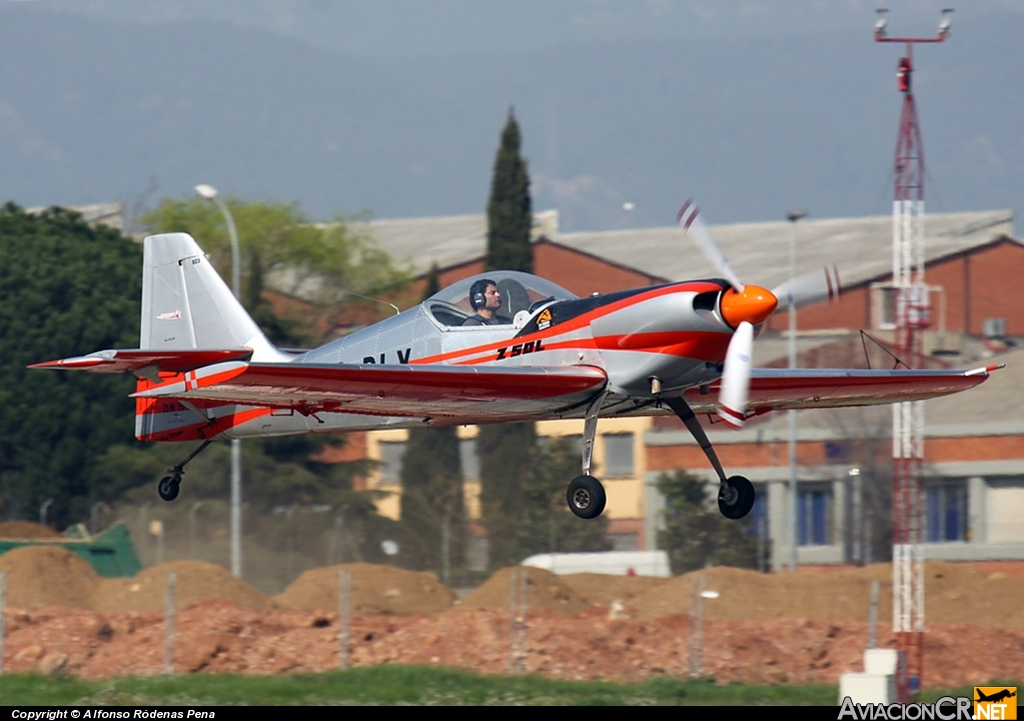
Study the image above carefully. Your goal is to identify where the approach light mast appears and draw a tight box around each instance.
[875,7,952,703]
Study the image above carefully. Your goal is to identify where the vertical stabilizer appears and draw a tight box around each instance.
[135,233,288,442]
[140,233,283,361]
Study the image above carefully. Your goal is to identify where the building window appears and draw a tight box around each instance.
[872,283,933,330]
[603,433,635,477]
[824,440,852,464]
[378,441,405,485]
[925,481,967,542]
[871,284,896,330]
[460,438,479,481]
[748,490,769,541]
[798,484,833,546]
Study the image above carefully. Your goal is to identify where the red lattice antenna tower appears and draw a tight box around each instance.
[875,7,952,702]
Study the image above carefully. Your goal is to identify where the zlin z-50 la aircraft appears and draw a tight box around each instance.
[32,202,998,521]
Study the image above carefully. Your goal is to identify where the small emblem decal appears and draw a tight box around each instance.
[537,308,552,330]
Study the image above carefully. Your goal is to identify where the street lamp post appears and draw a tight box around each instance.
[195,183,243,579]
[786,209,807,573]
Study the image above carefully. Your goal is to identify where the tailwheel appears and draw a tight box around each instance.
[718,475,755,520]
[154,439,212,503]
[158,473,181,502]
[566,474,606,520]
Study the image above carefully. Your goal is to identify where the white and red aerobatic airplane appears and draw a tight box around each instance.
[31,203,998,520]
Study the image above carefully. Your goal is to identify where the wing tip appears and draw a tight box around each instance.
[27,357,108,370]
[965,364,1005,377]
[717,405,746,429]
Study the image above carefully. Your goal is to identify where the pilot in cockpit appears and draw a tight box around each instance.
[462,278,512,326]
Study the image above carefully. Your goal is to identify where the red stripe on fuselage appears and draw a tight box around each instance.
[136,406,275,442]
[448,331,731,366]
[412,281,722,366]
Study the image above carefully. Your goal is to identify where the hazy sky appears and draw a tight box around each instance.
[17,0,1020,58]
[3,0,1021,230]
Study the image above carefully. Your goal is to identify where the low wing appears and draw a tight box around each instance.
[682,366,999,415]
[131,361,609,423]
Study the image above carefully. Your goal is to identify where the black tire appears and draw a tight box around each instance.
[566,474,607,520]
[158,475,181,502]
[718,475,755,519]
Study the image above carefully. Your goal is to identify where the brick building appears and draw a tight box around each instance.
[345,209,1023,569]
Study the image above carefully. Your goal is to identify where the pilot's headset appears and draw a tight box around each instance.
[470,278,496,311]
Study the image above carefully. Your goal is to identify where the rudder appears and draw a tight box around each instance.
[135,233,287,442]
[140,232,277,356]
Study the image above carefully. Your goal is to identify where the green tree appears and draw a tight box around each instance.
[478,109,540,569]
[0,204,142,528]
[485,109,533,274]
[656,469,765,575]
[140,198,409,346]
[398,263,467,576]
[518,437,611,557]
[478,421,536,569]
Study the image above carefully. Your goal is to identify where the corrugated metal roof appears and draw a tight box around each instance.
[359,209,558,276]
[552,210,1015,289]
[365,208,1014,290]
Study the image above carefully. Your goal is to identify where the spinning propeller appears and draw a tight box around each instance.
[677,200,841,428]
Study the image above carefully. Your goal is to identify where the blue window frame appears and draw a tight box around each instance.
[798,485,832,546]
[747,490,769,540]
[925,482,967,542]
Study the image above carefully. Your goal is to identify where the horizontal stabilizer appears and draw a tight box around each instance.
[28,348,254,375]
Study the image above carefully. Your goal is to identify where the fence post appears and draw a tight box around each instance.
[0,571,6,675]
[517,567,528,673]
[507,569,517,673]
[688,572,706,678]
[338,568,351,670]
[164,571,176,675]
[869,579,880,649]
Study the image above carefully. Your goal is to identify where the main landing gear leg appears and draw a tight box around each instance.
[157,438,214,502]
[663,397,755,520]
[566,390,608,520]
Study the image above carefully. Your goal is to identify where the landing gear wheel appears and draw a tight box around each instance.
[158,474,181,502]
[566,474,606,520]
[718,475,755,519]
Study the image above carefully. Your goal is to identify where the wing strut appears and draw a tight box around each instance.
[663,396,756,519]
[565,389,610,521]
[581,389,608,477]
[663,397,728,484]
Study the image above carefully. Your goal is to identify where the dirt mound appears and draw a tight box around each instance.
[456,566,591,617]
[3,545,1022,628]
[630,564,903,622]
[0,521,62,539]
[0,546,100,610]
[922,561,1024,626]
[625,563,1024,627]
[94,560,271,613]
[273,563,456,616]
[557,572,668,615]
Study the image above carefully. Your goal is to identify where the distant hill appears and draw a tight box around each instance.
[1,5,1021,231]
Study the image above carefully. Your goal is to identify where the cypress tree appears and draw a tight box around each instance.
[399,263,466,577]
[478,109,537,569]
[485,109,533,274]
